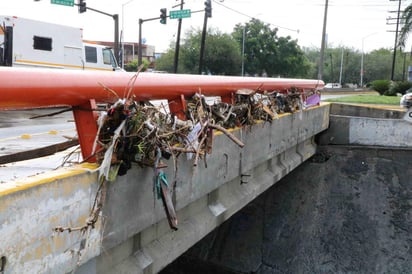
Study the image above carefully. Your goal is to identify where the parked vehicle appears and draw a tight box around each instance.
[324,83,342,89]
[0,15,122,71]
[400,92,412,108]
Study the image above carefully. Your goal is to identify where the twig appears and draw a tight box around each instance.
[168,146,197,153]
[208,123,245,148]
[53,177,107,234]
[194,131,208,167]
[98,82,120,99]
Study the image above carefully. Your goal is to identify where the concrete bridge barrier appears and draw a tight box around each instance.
[318,103,411,147]
[162,103,412,273]
[0,104,329,274]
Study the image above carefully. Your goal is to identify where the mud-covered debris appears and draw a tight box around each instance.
[95,87,320,178]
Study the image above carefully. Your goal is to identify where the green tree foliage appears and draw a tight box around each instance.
[370,79,391,95]
[155,28,241,75]
[232,19,311,77]
[303,46,363,84]
[154,47,175,73]
[362,48,409,82]
[364,49,393,82]
[124,58,150,72]
[154,19,411,82]
[201,30,242,75]
[180,27,242,75]
[303,46,412,85]
[399,4,412,47]
[388,81,412,96]
[301,47,320,79]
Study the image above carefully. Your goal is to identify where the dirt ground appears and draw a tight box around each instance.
[161,146,412,273]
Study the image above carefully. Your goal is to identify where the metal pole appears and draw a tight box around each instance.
[76,5,120,65]
[318,0,329,80]
[199,11,208,74]
[361,40,365,87]
[339,48,344,85]
[138,19,143,66]
[391,0,402,81]
[121,4,125,68]
[360,32,378,87]
[137,15,163,67]
[174,0,184,73]
[113,14,119,65]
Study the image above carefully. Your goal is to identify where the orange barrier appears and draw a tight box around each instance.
[0,67,324,161]
[0,67,323,109]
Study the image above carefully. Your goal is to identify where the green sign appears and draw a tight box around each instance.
[51,0,74,7]
[170,9,191,19]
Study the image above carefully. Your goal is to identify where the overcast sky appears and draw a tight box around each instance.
[1,0,408,53]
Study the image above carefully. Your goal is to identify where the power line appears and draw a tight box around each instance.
[212,0,299,33]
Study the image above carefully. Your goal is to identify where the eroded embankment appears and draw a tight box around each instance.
[161,145,412,273]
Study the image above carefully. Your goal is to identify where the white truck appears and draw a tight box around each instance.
[0,15,122,71]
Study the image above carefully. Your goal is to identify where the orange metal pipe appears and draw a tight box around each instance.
[0,67,324,162]
[0,67,324,109]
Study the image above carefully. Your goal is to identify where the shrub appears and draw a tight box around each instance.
[124,59,150,72]
[388,81,412,96]
[370,80,391,95]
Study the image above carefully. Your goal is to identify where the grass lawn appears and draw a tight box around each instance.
[323,94,401,105]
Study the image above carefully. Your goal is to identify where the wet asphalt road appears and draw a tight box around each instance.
[0,108,76,155]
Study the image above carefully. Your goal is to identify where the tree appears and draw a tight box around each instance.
[154,46,175,73]
[124,58,150,72]
[155,28,241,75]
[232,18,311,77]
[363,49,393,82]
[398,4,412,48]
[301,45,412,85]
[200,30,242,75]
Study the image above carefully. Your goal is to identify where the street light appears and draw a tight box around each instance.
[121,0,136,69]
[360,32,378,87]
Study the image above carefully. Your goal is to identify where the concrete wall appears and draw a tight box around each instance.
[0,104,330,274]
[318,103,412,147]
[0,165,101,274]
[164,146,412,273]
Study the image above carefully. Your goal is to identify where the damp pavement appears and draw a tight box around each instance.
[0,108,79,183]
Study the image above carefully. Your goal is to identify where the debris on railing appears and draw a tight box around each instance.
[92,81,320,230]
[96,88,319,171]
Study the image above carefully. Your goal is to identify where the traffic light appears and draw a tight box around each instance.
[78,0,86,13]
[160,8,167,24]
[204,0,212,18]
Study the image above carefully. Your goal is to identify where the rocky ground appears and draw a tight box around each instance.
[161,146,412,273]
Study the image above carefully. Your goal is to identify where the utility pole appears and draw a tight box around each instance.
[138,18,143,66]
[339,48,344,85]
[199,0,212,74]
[389,0,403,81]
[318,0,329,81]
[173,0,184,73]
[138,12,167,66]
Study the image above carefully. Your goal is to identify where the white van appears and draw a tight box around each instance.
[0,15,122,71]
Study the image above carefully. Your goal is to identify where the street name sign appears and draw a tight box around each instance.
[170,9,191,19]
[51,0,74,7]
